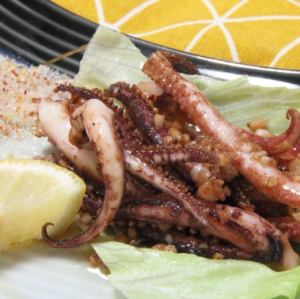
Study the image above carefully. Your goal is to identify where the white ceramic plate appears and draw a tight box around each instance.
[0,243,125,299]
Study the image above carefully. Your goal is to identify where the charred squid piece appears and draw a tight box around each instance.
[244,109,300,155]
[269,216,300,242]
[39,99,101,182]
[56,84,118,113]
[124,151,283,260]
[117,195,196,231]
[135,226,258,261]
[131,144,218,166]
[80,182,104,217]
[275,140,300,165]
[161,51,199,75]
[113,109,145,147]
[42,99,125,247]
[229,177,289,217]
[142,51,300,208]
[124,173,159,198]
[80,196,103,217]
[56,84,103,99]
[108,82,166,145]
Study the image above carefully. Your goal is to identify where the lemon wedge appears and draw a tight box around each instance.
[0,159,86,250]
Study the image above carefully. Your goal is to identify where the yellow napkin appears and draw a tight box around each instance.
[52,0,300,69]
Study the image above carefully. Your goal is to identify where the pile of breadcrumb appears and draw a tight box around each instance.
[0,56,70,138]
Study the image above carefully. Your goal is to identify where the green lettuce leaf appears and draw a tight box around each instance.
[74,26,147,89]
[93,241,300,299]
[75,26,300,134]
[202,77,300,134]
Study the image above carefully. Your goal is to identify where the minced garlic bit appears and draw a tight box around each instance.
[153,113,165,129]
[196,178,225,201]
[80,212,92,225]
[212,252,224,260]
[89,252,101,267]
[247,118,268,131]
[168,127,181,139]
[190,163,211,185]
[0,57,70,138]
[152,243,177,252]
[255,129,273,137]
[89,252,110,275]
[128,227,137,240]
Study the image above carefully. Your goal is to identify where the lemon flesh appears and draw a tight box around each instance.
[0,159,86,250]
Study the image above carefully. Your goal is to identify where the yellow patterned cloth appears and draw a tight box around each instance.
[52,0,300,69]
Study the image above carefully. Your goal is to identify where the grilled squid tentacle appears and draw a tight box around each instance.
[245,109,300,155]
[39,99,100,181]
[135,226,259,261]
[118,195,195,230]
[42,99,124,247]
[142,51,300,208]
[131,144,217,166]
[124,151,282,259]
[109,82,166,144]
